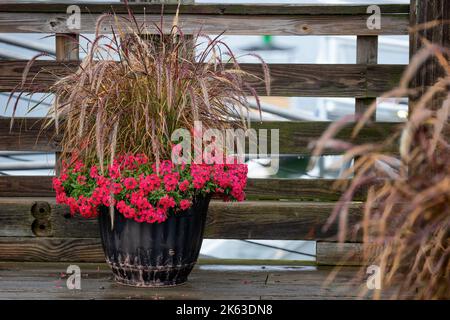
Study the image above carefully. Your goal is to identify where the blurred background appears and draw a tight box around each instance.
[0,0,409,262]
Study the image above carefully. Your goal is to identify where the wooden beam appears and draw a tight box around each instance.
[409,0,450,110]
[0,176,367,201]
[355,36,378,119]
[0,60,406,97]
[0,3,410,15]
[55,34,79,61]
[316,242,381,266]
[0,197,364,241]
[55,33,79,176]
[0,117,60,152]
[0,10,409,35]
[0,118,405,154]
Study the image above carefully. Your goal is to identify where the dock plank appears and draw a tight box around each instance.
[0,262,397,299]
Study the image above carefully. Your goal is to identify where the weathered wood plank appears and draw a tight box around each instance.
[245,178,366,201]
[0,60,406,97]
[0,176,365,201]
[0,12,408,35]
[55,33,79,176]
[409,0,450,110]
[0,237,104,262]
[0,117,405,153]
[0,197,364,240]
[355,36,378,118]
[0,261,403,299]
[0,3,410,15]
[316,242,382,266]
[0,117,60,152]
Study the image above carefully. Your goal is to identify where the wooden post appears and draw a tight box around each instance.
[355,36,378,120]
[409,0,450,111]
[55,33,79,175]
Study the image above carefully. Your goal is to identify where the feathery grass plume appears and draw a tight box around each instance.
[12,6,270,170]
[311,37,449,299]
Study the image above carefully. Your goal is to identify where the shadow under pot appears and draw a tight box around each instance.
[98,194,211,287]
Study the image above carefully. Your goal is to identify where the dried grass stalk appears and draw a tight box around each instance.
[312,41,449,299]
[13,7,270,169]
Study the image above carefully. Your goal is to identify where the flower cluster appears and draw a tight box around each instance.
[53,154,248,223]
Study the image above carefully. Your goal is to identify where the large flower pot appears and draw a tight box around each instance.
[98,195,211,287]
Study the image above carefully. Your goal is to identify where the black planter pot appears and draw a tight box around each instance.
[98,195,211,287]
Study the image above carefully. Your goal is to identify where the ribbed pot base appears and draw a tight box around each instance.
[107,261,194,287]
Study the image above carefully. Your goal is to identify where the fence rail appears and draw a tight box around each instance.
[0,118,409,153]
[0,61,405,97]
[0,3,409,35]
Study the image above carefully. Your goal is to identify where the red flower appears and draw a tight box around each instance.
[73,160,85,173]
[108,164,120,179]
[77,175,87,185]
[158,195,176,210]
[123,177,138,190]
[52,177,64,193]
[90,166,99,179]
[163,172,179,192]
[139,174,160,194]
[180,199,191,211]
[110,182,122,194]
[179,179,190,192]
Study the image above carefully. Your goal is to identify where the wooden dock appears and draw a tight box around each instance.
[0,261,393,300]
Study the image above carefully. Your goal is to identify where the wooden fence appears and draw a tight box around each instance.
[0,2,413,265]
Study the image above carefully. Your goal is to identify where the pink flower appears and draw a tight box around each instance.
[66,197,78,215]
[158,160,174,175]
[117,200,136,219]
[108,164,120,179]
[179,179,190,192]
[73,160,85,173]
[158,195,176,210]
[163,172,179,192]
[131,192,151,210]
[90,166,99,179]
[76,175,87,185]
[180,199,191,211]
[52,177,64,193]
[123,177,138,190]
[110,182,122,194]
[139,174,160,194]
[55,192,67,204]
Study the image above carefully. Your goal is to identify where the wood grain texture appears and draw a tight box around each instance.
[0,60,405,97]
[0,237,104,262]
[0,197,364,241]
[0,262,405,299]
[0,176,365,201]
[316,242,382,266]
[409,0,450,110]
[55,33,79,176]
[355,36,378,118]
[0,3,410,15]
[0,117,60,151]
[0,117,405,154]
[0,12,408,35]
